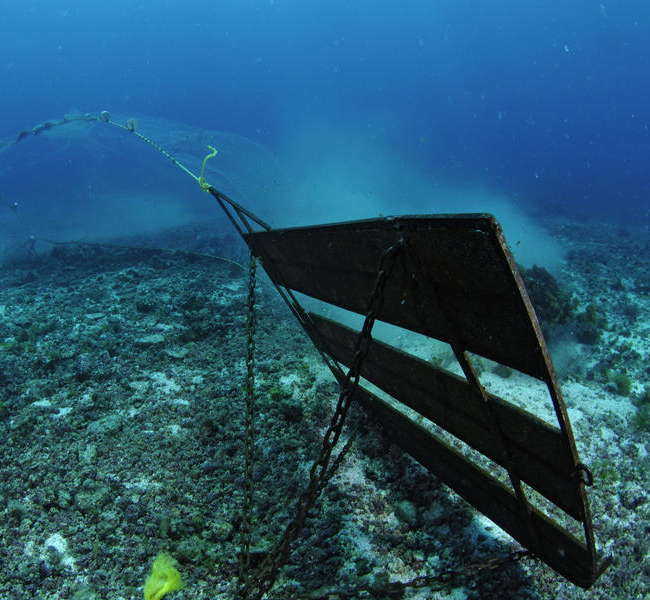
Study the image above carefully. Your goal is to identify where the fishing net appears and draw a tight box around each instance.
[0,112,287,260]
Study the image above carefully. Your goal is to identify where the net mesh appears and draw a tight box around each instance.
[0,112,287,259]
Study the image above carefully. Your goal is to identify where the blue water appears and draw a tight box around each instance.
[1,1,650,235]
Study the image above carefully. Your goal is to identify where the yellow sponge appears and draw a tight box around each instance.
[143,552,184,600]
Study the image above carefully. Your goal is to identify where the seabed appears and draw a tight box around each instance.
[0,212,648,599]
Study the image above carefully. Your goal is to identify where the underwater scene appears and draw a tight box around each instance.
[1,2,649,599]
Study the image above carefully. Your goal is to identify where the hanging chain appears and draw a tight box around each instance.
[234,242,534,600]
[239,242,404,600]
[317,420,361,496]
[238,254,258,596]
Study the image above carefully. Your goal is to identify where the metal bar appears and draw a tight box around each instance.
[209,186,272,233]
[308,313,584,520]
[491,223,602,578]
[243,215,548,379]
[355,385,600,589]
[396,237,544,558]
[239,213,609,587]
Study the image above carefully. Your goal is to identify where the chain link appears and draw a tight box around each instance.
[234,243,534,600]
[235,242,534,600]
[317,421,361,496]
[238,243,403,600]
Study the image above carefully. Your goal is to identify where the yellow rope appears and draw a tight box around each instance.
[199,145,218,191]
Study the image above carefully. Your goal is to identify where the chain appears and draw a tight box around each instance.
[317,421,360,496]
[301,550,534,599]
[240,242,404,600]
[238,254,258,597]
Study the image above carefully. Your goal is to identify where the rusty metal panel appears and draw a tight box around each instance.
[308,313,584,520]
[244,215,547,379]
[243,213,608,588]
[356,385,597,589]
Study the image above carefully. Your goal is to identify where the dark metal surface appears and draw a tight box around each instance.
[354,384,597,588]
[244,214,546,379]
[308,313,584,520]
[242,213,609,589]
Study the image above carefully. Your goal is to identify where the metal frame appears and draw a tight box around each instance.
[210,189,610,589]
